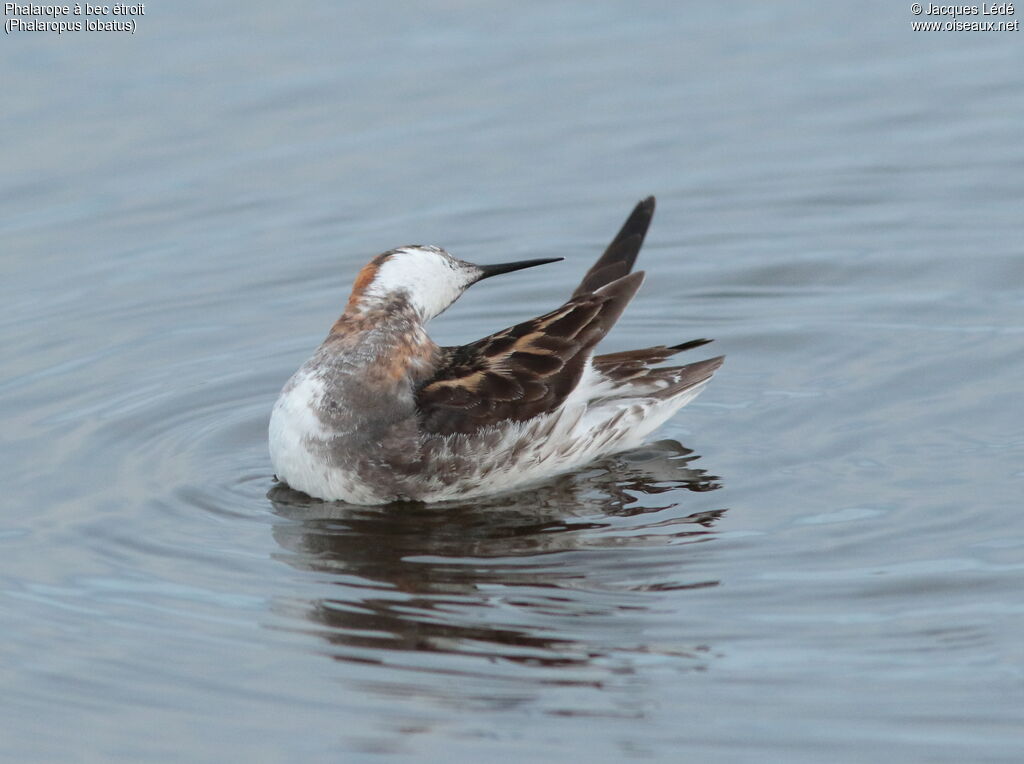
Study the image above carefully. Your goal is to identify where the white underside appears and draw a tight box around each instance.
[268,372,350,498]
[269,361,711,505]
[417,378,709,503]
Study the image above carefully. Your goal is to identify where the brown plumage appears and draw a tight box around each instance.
[417,273,643,434]
[572,195,655,296]
[270,195,723,504]
[592,339,717,387]
[415,197,722,436]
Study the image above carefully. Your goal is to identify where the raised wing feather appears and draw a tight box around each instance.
[592,339,713,382]
[572,196,655,297]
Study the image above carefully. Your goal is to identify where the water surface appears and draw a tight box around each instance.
[3,2,1023,761]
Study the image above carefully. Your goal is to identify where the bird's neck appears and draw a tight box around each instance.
[324,298,437,387]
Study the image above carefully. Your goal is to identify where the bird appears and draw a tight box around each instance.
[269,196,723,505]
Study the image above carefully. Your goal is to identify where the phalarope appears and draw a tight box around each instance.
[269,197,723,504]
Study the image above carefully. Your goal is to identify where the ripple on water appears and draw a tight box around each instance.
[263,440,728,697]
[52,343,732,714]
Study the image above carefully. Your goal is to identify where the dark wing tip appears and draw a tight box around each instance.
[668,354,725,392]
[572,197,658,297]
[611,196,656,247]
[670,338,714,353]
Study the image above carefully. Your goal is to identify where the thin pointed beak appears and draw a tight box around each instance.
[474,257,563,282]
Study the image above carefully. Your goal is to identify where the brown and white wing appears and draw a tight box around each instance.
[416,273,643,435]
[593,342,724,399]
[592,339,713,383]
[417,195,721,435]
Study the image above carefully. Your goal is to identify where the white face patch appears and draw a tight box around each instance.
[366,246,479,320]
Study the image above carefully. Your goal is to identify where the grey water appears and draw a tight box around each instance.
[3,2,1023,761]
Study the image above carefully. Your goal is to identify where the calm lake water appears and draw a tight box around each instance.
[3,2,1023,761]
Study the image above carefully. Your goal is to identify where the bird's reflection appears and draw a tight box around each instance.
[267,440,725,673]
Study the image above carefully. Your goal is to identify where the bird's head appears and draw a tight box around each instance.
[344,245,562,321]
